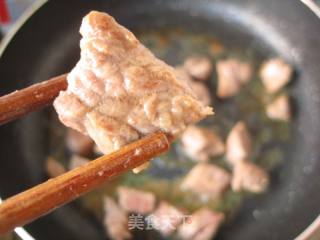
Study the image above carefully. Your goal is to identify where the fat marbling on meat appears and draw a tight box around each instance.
[54,11,212,155]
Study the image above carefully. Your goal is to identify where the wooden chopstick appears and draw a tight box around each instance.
[0,74,68,125]
[0,131,170,234]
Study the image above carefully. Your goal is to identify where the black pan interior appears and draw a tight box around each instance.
[0,0,319,239]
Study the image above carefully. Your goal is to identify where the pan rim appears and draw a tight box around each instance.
[0,0,48,58]
[0,0,319,239]
[300,0,320,18]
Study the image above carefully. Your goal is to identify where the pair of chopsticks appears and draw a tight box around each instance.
[0,75,171,234]
[0,74,68,125]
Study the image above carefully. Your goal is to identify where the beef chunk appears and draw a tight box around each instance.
[266,94,291,121]
[181,126,224,162]
[104,197,131,240]
[184,56,213,81]
[216,59,252,98]
[54,11,212,156]
[181,163,231,200]
[260,58,292,93]
[226,121,252,165]
[118,186,156,214]
[178,208,224,240]
[232,161,269,193]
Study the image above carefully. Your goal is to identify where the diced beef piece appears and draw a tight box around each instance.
[181,163,231,200]
[69,155,90,170]
[260,58,293,93]
[232,161,269,193]
[54,11,212,156]
[149,201,184,236]
[104,197,131,240]
[216,59,252,98]
[178,208,224,240]
[181,126,225,162]
[66,129,94,157]
[118,186,156,214]
[226,121,252,165]
[183,56,213,81]
[266,94,291,121]
[45,157,66,178]
[175,67,211,106]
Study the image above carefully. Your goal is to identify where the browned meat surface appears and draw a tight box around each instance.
[216,59,252,98]
[183,56,213,81]
[181,126,225,162]
[266,94,291,121]
[181,163,231,200]
[149,201,184,236]
[232,161,269,193]
[175,67,211,106]
[54,11,212,155]
[178,208,224,240]
[260,58,293,94]
[118,186,156,214]
[69,155,90,170]
[66,129,94,157]
[226,121,252,165]
[104,197,131,240]
[45,157,66,178]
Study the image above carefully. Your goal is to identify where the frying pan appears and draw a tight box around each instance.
[0,0,319,239]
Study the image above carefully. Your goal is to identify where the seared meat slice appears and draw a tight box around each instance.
[45,157,66,178]
[118,186,156,214]
[181,126,225,162]
[69,155,89,170]
[226,121,252,165]
[178,208,224,240]
[104,197,131,240]
[183,56,213,81]
[181,163,231,200]
[66,129,94,157]
[216,58,252,98]
[260,58,292,93]
[54,11,212,156]
[266,94,291,121]
[149,201,184,236]
[175,67,211,106]
[232,161,269,193]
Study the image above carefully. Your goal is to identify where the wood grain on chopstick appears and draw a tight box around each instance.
[0,74,67,125]
[0,131,170,234]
